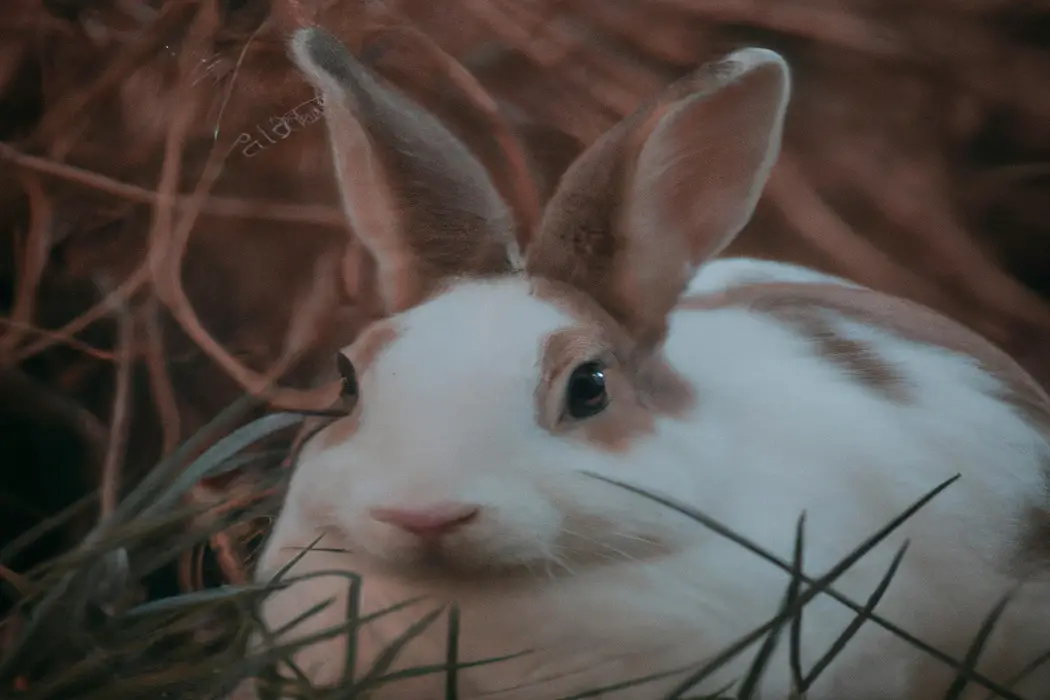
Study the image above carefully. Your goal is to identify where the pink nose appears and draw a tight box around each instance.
[369,504,480,537]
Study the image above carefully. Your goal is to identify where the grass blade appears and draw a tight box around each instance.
[583,472,1028,700]
[801,540,910,690]
[142,411,303,516]
[122,582,281,617]
[357,595,430,626]
[0,491,98,567]
[788,513,807,694]
[342,575,362,687]
[556,662,710,700]
[360,650,533,689]
[445,603,461,700]
[352,606,447,693]
[272,598,339,638]
[988,645,1050,700]
[736,516,810,700]
[943,590,1017,700]
[270,533,328,585]
[110,394,262,526]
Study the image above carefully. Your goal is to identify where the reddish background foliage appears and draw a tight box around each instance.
[1,0,1049,647]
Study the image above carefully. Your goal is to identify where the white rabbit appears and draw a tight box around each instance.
[244,26,1050,700]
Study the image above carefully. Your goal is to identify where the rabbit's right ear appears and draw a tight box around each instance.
[289,28,519,314]
[526,48,791,350]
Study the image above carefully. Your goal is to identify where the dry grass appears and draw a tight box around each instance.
[1,0,1049,697]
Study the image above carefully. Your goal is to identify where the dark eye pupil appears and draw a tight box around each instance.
[566,361,609,419]
[336,353,357,397]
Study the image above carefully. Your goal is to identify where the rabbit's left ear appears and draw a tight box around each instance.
[290,28,518,314]
[526,48,791,350]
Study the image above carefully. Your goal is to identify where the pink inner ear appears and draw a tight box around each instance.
[521,52,789,347]
[627,59,790,267]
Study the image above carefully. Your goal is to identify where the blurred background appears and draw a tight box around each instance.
[1,0,1049,695]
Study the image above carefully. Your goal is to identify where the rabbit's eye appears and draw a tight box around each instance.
[336,353,358,398]
[566,361,609,419]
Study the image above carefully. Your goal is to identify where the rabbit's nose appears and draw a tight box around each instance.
[369,504,480,537]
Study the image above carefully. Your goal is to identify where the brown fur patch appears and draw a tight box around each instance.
[320,321,401,448]
[530,278,696,452]
[762,305,911,403]
[351,322,401,374]
[524,55,789,352]
[678,282,1050,425]
[320,410,361,449]
[535,327,655,452]
[677,281,1050,571]
[1019,502,1050,570]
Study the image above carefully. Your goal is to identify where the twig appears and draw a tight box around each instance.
[661,0,905,57]
[0,318,117,362]
[766,154,953,311]
[0,142,345,228]
[141,294,182,455]
[11,264,149,362]
[186,485,250,586]
[835,147,1050,331]
[144,1,335,412]
[98,291,135,522]
[0,173,52,358]
[493,0,659,115]
[34,1,195,159]
[462,0,639,122]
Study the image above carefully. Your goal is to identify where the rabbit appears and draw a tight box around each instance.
[243,25,1050,700]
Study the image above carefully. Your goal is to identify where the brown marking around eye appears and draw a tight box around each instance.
[320,321,401,449]
[536,327,655,453]
[320,410,362,449]
[352,322,401,373]
[530,277,697,453]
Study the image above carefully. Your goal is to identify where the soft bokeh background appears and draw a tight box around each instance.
[1,0,1049,696]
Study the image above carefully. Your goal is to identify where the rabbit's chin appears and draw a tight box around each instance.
[339,528,554,583]
[356,544,548,583]
[343,523,678,587]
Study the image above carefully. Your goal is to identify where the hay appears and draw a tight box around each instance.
[1,0,1049,697]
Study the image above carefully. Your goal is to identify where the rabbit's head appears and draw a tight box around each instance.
[285,27,791,577]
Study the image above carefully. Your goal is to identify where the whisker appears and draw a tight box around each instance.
[556,528,721,613]
[552,552,578,577]
[556,526,651,567]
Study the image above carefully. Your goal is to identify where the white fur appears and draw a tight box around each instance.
[252,268,1050,700]
[688,256,862,294]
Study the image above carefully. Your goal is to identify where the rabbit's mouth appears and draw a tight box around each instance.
[362,540,551,583]
[353,529,675,587]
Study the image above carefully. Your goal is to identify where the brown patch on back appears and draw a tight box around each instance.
[678,281,1050,572]
[320,321,401,449]
[1019,493,1050,571]
[678,282,1050,428]
[530,277,696,453]
[759,304,911,403]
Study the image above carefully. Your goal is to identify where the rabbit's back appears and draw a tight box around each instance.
[653,264,1050,698]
